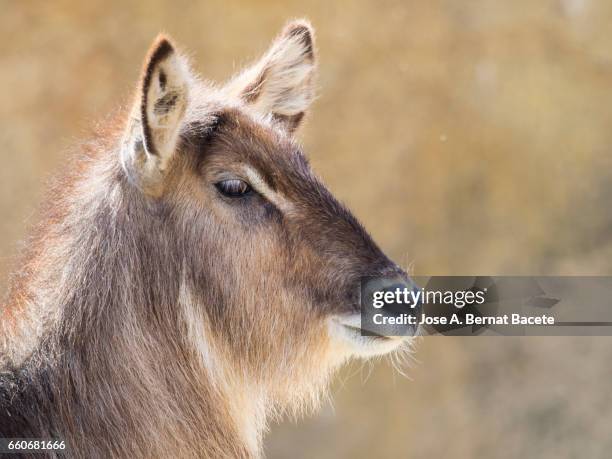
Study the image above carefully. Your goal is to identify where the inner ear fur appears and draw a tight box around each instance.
[121,35,191,195]
[225,20,317,134]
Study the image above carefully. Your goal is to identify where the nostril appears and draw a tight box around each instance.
[375,283,421,316]
[360,276,422,336]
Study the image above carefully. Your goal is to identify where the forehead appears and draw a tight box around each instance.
[185,107,313,192]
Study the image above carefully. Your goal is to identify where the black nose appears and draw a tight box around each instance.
[360,275,421,336]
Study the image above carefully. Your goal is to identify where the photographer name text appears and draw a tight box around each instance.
[372,313,555,326]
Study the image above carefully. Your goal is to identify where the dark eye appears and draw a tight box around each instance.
[215,179,252,198]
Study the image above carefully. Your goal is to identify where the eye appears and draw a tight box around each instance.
[215,179,252,198]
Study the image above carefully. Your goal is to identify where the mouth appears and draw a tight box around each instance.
[329,314,409,357]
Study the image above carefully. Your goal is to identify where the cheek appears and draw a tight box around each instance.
[197,227,286,321]
[182,200,328,350]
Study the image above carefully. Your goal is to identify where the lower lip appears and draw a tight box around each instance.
[340,324,393,340]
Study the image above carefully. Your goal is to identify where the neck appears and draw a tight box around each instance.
[1,319,264,457]
[0,143,267,458]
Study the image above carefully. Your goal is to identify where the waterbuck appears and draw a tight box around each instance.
[0,20,418,458]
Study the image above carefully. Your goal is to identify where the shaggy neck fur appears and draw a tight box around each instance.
[0,124,293,458]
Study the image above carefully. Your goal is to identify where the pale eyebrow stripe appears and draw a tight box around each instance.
[243,166,293,213]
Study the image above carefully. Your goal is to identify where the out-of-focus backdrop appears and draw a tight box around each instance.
[2,1,612,457]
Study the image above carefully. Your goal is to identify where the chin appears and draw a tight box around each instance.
[327,314,414,358]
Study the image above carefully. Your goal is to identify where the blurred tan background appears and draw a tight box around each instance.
[2,1,612,457]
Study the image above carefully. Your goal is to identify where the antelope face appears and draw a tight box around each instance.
[120,21,418,391]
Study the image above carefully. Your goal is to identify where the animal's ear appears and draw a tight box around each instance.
[121,35,191,195]
[225,20,317,134]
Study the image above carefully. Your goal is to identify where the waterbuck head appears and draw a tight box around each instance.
[119,21,418,406]
[0,19,419,457]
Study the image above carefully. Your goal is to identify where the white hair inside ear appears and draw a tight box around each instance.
[225,20,317,133]
[121,35,191,195]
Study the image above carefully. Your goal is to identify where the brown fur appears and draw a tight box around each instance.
[0,21,411,458]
